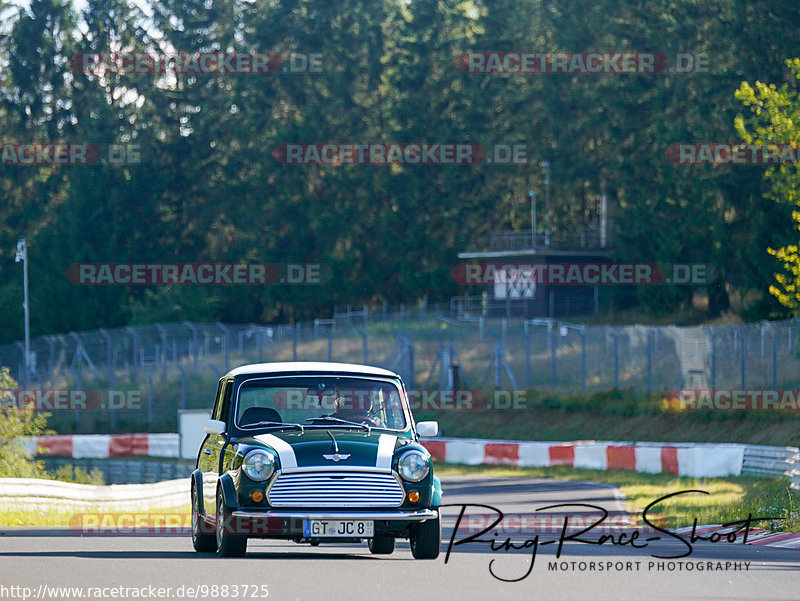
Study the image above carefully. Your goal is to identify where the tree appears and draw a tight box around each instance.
[735,58,800,313]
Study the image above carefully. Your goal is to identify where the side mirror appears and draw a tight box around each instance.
[204,419,226,435]
[416,421,439,437]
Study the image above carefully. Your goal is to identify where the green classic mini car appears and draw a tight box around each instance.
[191,361,442,558]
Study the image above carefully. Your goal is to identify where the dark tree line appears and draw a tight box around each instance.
[1,0,799,342]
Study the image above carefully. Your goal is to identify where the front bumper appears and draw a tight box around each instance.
[232,508,438,521]
[221,508,438,538]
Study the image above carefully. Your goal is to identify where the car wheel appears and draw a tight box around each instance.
[410,516,440,560]
[191,484,216,553]
[368,534,395,555]
[216,488,247,557]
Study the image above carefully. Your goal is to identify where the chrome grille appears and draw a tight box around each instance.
[268,471,404,508]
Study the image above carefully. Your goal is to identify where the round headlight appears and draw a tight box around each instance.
[243,450,275,482]
[398,450,430,482]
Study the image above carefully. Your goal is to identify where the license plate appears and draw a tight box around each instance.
[303,519,374,538]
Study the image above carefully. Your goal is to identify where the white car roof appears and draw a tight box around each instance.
[225,361,401,379]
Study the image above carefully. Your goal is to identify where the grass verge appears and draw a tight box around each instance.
[0,505,191,528]
[435,463,800,532]
[416,389,800,447]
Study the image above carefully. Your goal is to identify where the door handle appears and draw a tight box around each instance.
[203,449,212,455]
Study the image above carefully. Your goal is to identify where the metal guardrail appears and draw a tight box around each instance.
[42,458,194,485]
[741,444,800,489]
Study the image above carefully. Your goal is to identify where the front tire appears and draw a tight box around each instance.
[368,534,395,555]
[191,484,216,553]
[410,516,440,559]
[216,488,247,557]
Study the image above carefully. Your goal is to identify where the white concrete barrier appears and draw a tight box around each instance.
[422,438,745,477]
[0,478,189,513]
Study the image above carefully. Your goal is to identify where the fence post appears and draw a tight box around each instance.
[550,326,557,391]
[100,328,113,369]
[155,323,168,382]
[495,343,502,389]
[293,323,299,360]
[68,366,81,428]
[216,323,230,372]
[740,326,746,390]
[44,336,56,387]
[646,329,652,394]
[705,326,716,390]
[406,334,414,388]
[104,365,115,431]
[357,329,368,364]
[15,342,28,387]
[524,325,531,389]
[126,326,139,377]
[613,332,619,388]
[327,328,333,362]
[772,327,778,389]
[146,369,153,426]
[175,364,187,410]
[184,322,199,375]
[581,327,587,393]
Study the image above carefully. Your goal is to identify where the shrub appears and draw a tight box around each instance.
[50,465,105,485]
[0,367,51,478]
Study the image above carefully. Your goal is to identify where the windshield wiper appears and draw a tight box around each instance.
[305,416,370,432]
[244,420,304,433]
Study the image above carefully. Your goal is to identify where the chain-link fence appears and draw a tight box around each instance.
[2,307,800,433]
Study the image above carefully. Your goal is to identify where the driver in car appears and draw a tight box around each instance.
[331,388,387,428]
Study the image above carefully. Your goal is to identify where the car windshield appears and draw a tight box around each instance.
[235,376,407,431]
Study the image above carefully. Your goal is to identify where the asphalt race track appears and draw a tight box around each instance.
[1,476,798,601]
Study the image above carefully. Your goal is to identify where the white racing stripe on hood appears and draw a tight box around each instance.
[376,434,397,470]
[253,433,297,469]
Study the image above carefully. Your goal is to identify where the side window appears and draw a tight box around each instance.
[219,380,233,423]
[211,380,225,420]
[212,379,232,421]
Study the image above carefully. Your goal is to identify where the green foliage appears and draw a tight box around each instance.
[50,465,105,485]
[736,59,800,314]
[0,368,51,478]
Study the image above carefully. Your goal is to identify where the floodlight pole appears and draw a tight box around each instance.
[15,238,30,381]
[529,189,536,248]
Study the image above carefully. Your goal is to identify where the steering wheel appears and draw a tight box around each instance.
[331,412,383,427]
[358,415,383,428]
